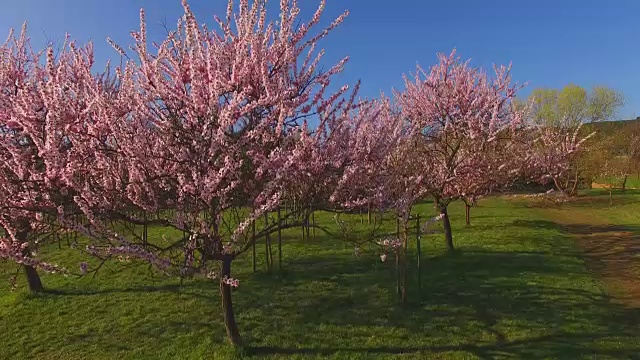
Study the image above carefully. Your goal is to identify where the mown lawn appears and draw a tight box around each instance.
[1,196,639,359]
[544,188,640,225]
[596,174,640,189]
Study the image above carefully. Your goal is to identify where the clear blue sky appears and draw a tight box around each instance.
[2,0,639,119]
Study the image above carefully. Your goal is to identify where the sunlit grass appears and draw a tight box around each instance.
[595,174,640,189]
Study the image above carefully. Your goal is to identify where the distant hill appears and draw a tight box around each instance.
[584,117,639,136]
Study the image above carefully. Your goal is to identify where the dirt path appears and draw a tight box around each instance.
[544,208,640,308]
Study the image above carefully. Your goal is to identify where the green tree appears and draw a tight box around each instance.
[525,84,624,195]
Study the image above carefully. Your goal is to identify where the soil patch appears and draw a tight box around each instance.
[545,209,640,308]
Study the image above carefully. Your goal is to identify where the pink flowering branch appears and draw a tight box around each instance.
[0,237,65,274]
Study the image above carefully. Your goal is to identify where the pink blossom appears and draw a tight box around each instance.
[378,237,402,250]
[222,275,239,288]
[80,262,88,275]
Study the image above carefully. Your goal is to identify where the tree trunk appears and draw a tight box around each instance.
[570,169,579,196]
[24,265,44,293]
[395,250,400,297]
[400,220,408,305]
[264,212,271,271]
[570,178,578,196]
[143,212,148,248]
[609,189,613,207]
[220,257,241,346]
[552,176,564,195]
[416,214,421,291]
[277,207,282,271]
[394,215,401,297]
[251,220,256,273]
[465,204,471,226]
[17,221,44,293]
[622,174,628,191]
[439,203,454,252]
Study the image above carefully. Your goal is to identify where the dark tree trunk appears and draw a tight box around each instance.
[395,217,401,296]
[395,250,400,297]
[439,203,454,252]
[465,204,471,226]
[143,212,148,247]
[416,214,422,290]
[622,174,628,191]
[17,221,44,293]
[251,220,256,273]
[220,257,241,346]
[24,265,44,293]
[277,207,282,271]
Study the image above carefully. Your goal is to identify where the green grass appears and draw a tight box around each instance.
[1,196,640,359]
[624,174,640,189]
[595,174,640,189]
[556,188,640,224]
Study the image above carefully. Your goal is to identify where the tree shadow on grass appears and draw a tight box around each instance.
[510,218,640,235]
[465,219,564,234]
[42,282,215,301]
[247,331,637,359]
[523,189,640,210]
[239,247,640,359]
[21,218,639,359]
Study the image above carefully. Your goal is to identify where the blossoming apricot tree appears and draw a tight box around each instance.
[57,0,357,345]
[397,50,525,251]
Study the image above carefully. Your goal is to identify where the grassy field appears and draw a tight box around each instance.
[1,194,640,359]
[595,174,640,189]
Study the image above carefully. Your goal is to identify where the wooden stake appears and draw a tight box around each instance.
[312,211,316,241]
[416,214,421,291]
[143,212,148,247]
[265,212,271,271]
[277,207,282,271]
[301,213,306,241]
[252,220,256,273]
[306,210,310,240]
[396,250,401,296]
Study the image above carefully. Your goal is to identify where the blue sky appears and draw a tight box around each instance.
[2,0,639,119]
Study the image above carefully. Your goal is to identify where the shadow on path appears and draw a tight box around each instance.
[533,210,640,308]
